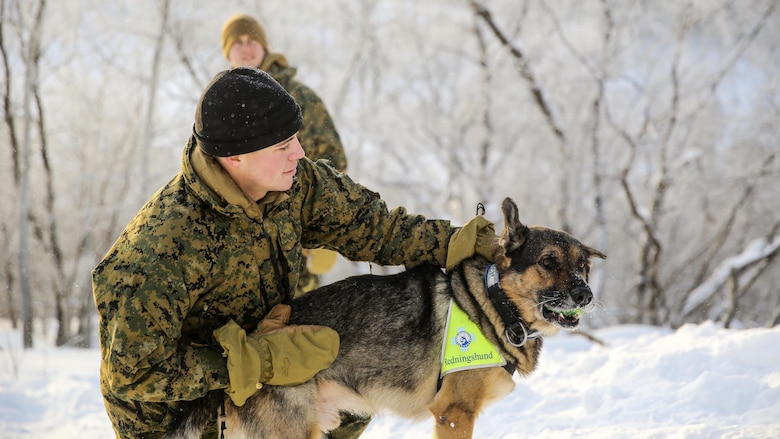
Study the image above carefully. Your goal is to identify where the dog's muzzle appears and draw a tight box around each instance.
[570,285,594,307]
[539,280,594,329]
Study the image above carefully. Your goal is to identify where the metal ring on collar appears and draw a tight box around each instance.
[505,322,529,347]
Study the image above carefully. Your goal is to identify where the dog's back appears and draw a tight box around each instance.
[291,263,450,367]
[289,264,452,422]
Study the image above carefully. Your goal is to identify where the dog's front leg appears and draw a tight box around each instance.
[428,368,515,439]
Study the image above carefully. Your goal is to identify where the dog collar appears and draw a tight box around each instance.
[484,264,541,347]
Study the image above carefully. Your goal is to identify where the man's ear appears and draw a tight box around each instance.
[218,154,243,169]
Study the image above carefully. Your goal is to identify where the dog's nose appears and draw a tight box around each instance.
[570,286,593,306]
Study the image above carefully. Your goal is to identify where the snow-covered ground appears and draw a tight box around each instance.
[1,322,778,438]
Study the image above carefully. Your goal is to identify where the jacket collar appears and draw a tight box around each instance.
[184,138,290,222]
[259,52,297,84]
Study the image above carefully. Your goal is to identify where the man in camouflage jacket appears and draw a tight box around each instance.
[93,68,494,438]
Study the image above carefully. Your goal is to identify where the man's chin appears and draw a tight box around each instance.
[279,176,296,191]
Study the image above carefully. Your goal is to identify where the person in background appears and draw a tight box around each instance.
[222,13,345,298]
[93,68,495,439]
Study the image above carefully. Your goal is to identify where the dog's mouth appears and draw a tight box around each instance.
[541,305,583,329]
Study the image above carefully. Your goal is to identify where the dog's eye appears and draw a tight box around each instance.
[540,255,556,269]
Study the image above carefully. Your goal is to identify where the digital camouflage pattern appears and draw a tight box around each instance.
[261,53,347,173]
[92,138,454,438]
[260,52,348,297]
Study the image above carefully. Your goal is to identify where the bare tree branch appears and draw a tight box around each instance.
[469,0,571,230]
[0,0,20,182]
[469,0,565,142]
[681,234,780,318]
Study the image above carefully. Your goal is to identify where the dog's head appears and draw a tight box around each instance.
[493,197,606,334]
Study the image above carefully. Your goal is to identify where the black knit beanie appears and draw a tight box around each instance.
[193,67,303,157]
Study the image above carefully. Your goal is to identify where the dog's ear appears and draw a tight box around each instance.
[586,246,607,260]
[499,197,528,253]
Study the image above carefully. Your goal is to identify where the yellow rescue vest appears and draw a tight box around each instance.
[440,299,506,377]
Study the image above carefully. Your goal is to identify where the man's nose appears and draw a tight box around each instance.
[291,138,305,159]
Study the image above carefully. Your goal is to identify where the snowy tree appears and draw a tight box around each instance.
[0,0,778,349]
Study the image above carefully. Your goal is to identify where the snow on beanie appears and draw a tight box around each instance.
[193,68,302,157]
[221,13,268,59]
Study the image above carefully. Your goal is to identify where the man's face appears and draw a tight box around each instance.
[228,34,266,68]
[221,136,305,201]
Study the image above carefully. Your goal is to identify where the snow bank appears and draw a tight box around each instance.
[1,322,778,438]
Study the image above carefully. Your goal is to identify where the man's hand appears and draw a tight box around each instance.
[213,304,340,406]
[445,215,496,271]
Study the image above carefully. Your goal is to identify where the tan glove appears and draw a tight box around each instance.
[445,215,497,272]
[257,303,292,333]
[307,248,339,275]
[213,304,340,406]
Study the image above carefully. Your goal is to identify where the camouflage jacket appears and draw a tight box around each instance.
[92,138,454,405]
[260,53,347,172]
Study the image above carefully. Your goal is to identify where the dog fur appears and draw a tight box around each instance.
[167,197,606,439]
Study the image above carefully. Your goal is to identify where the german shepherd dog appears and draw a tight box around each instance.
[168,197,605,439]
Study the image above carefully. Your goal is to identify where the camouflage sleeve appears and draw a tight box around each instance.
[287,80,348,172]
[93,233,230,403]
[296,159,455,267]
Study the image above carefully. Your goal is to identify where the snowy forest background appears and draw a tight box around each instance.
[1,0,779,350]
